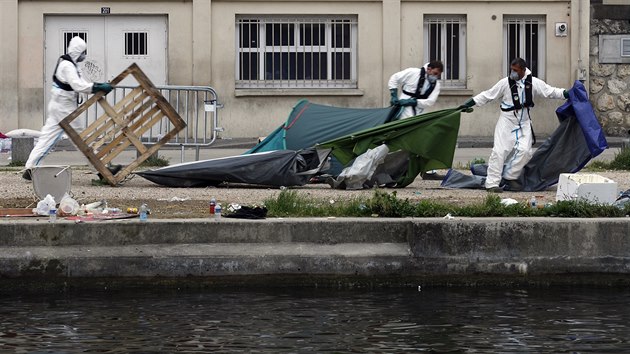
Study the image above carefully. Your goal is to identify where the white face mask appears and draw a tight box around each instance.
[427,75,438,84]
[509,70,520,81]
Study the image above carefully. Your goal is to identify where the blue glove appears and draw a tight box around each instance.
[389,88,399,106]
[92,82,113,94]
[398,98,417,107]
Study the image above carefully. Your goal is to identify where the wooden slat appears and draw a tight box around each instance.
[60,63,187,186]
[81,87,146,142]
[95,107,164,159]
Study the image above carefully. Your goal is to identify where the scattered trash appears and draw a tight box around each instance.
[500,198,518,206]
[614,190,630,209]
[33,194,56,216]
[443,213,455,220]
[223,205,268,219]
[158,196,191,202]
[209,197,217,216]
[59,194,80,215]
[529,196,538,209]
[139,204,149,221]
[227,203,241,213]
[48,207,57,223]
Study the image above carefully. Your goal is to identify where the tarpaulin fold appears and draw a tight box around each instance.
[319,108,462,187]
[137,148,331,188]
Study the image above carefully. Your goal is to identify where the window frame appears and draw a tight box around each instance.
[503,15,546,79]
[235,15,358,89]
[423,14,467,89]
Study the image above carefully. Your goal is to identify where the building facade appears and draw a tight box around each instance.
[589,0,630,137]
[0,0,593,140]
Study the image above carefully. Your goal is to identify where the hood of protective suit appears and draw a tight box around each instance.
[67,37,87,63]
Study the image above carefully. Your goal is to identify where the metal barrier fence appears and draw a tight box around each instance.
[80,85,223,162]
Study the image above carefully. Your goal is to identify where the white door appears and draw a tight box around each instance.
[44,15,167,101]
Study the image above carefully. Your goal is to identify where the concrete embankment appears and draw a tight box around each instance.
[1,217,630,292]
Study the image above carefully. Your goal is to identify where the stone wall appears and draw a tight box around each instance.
[590,19,630,137]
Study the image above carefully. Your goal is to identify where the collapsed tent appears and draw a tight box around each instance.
[319,107,463,187]
[246,99,395,154]
[441,80,608,191]
[137,148,331,188]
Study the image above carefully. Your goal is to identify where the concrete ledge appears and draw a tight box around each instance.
[1,218,630,289]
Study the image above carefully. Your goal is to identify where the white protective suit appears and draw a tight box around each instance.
[25,37,95,169]
[388,63,441,119]
[472,68,565,189]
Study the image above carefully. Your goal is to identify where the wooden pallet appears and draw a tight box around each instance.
[59,63,186,186]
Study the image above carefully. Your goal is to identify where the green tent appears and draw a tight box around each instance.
[318,108,462,187]
[245,99,396,154]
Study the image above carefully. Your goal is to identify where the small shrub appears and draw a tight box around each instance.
[140,155,170,167]
[608,146,630,170]
[585,146,630,171]
[7,160,25,167]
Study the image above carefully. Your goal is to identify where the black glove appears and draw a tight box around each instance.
[458,98,475,110]
[92,82,113,94]
[563,89,569,99]
[398,98,417,107]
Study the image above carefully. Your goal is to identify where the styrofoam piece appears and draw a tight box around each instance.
[31,165,72,203]
[555,173,618,205]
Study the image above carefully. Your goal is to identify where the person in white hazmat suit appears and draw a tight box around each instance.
[459,58,569,193]
[23,36,113,180]
[388,60,443,119]
[387,60,444,180]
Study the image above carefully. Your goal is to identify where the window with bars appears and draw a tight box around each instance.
[63,32,88,55]
[622,38,630,57]
[236,16,357,89]
[125,32,148,56]
[424,15,467,88]
[504,16,546,79]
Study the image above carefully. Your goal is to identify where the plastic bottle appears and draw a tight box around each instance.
[214,203,222,219]
[49,208,57,223]
[209,197,216,216]
[139,203,148,221]
[529,196,537,209]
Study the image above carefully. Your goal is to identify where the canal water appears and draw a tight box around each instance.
[1,286,629,352]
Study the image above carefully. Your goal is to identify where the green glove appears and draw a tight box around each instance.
[458,98,475,110]
[92,82,113,94]
[563,89,569,99]
[398,98,417,107]
[389,88,399,106]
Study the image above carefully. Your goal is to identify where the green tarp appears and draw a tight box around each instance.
[319,108,462,187]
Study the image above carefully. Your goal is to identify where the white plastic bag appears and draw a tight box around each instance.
[336,144,390,190]
[33,194,56,216]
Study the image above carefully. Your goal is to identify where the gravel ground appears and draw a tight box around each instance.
[1,166,628,219]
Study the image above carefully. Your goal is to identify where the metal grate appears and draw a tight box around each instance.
[236,16,357,89]
[504,16,546,78]
[622,38,630,57]
[424,15,467,88]
[124,32,148,56]
[63,32,88,55]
